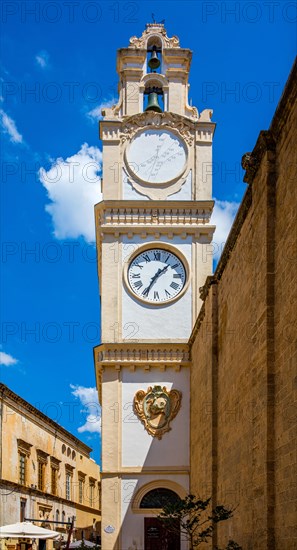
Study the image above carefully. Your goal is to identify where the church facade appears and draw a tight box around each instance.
[94,23,297,550]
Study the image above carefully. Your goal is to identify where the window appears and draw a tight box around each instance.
[19,452,26,485]
[20,498,26,522]
[55,509,59,523]
[38,461,45,491]
[50,457,60,495]
[79,478,84,504]
[17,439,32,485]
[89,483,94,507]
[66,473,71,500]
[88,477,97,507]
[51,467,57,495]
[140,488,181,509]
[65,464,74,500]
[36,450,48,492]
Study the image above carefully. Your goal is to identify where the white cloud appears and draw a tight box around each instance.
[212,198,240,260]
[0,109,23,143]
[39,143,102,242]
[0,351,18,366]
[87,98,117,122]
[35,50,50,69]
[70,385,101,434]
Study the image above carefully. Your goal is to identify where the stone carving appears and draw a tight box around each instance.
[129,24,180,49]
[199,109,213,122]
[186,105,199,120]
[100,205,213,227]
[120,112,194,145]
[134,385,182,439]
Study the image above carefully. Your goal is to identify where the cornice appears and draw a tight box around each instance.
[0,384,92,456]
[97,227,215,242]
[95,201,215,241]
[0,478,101,513]
[188,276,218,349]
[101,467,189,475]
[95,343,190,371]
[17,439,33,456]
[94,343,190,404]
[50,456,61,467]
[270,57,297,140]
[36,449,50,463]
[96,200,213,213]
[241,130,276,184]
[215,184,253,282]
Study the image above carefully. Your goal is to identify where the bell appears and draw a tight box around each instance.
[148,47,161,70]
[145,92,162,113]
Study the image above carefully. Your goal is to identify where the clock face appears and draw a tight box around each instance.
[126,129,187,185]
[127,248,187,304]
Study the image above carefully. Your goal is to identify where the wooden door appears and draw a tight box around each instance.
[144,518,180,550]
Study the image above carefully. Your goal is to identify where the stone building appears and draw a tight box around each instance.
[94,21,296,549]
[190,59,297,549]
[94,23,215,550]
[0,384,101,545]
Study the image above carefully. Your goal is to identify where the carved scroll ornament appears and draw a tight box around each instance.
[129,25,180,49]
[134,385,182,439]
[120,112,194,145]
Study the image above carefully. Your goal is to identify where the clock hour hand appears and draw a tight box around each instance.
[143,265,169,295]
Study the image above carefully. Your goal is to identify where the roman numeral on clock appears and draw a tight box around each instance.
[143,254,150,262]
[131,273,141,279]
[134,281,143,289]
[165,289,171,298]
[170,282,179,290]
[171,263,179,269]
[154,252,161,261]
[173,274,182,279]
[154,291,159,300]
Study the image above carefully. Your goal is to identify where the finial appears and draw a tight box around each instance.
[151,14,165,25]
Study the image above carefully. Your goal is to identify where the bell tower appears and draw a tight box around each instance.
[94,24,215,550]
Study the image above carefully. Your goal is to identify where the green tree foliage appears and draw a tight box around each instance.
[157,494,242,550]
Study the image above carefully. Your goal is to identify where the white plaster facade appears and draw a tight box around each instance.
[94,23,215,550]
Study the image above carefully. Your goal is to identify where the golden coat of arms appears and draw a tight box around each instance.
[133,385,182,439]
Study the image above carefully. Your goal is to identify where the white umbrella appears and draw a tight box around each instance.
[0,522,60,539]
[69,541,96,548]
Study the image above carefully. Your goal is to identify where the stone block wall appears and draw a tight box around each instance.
[190,60,297,549]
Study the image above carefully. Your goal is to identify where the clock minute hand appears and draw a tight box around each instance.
[143,268,162,295]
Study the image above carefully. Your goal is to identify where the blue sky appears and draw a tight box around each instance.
[0,1,296,464]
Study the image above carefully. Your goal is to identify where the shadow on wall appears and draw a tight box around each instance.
[104,368,190,550]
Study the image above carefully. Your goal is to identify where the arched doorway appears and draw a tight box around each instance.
[140,488,181,550]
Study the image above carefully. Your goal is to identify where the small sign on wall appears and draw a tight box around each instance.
[104,525,115,534]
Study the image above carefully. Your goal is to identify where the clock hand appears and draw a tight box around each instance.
[143,265,170,295]
[143,268,162,295]
[147,146,161,181]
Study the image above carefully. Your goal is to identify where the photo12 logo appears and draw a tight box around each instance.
[201,2,297,23]
[1,1,140,24]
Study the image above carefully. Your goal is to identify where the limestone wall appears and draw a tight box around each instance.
[190,60,297,549]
